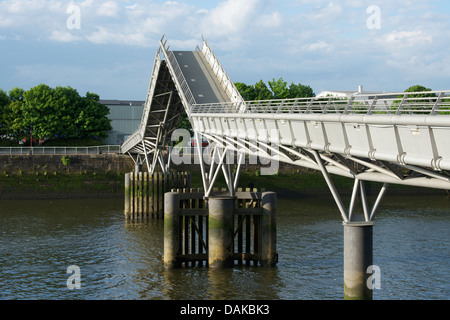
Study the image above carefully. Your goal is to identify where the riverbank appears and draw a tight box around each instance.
[0,168,445,200]
[0,154,132,199]
[0,154,446,200]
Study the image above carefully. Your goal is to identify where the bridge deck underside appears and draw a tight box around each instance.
[122,61,184,155]
[191,112,450,190]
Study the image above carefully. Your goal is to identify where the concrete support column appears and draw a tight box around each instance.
[208,196,235,268]
[343,221,373,300]
[164,192,181,268]
[261,192,277,267]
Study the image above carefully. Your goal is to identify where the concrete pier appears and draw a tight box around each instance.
[162,189,278,268]
[343,220,373,300]
[261,192,277,267]
[163,192,181,268]
[208,196,235,268]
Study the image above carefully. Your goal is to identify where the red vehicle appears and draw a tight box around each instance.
[20,138,38,145]
[190,138,209,147]
[20,138,46,146]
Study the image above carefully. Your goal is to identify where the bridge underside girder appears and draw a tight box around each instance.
[193,132,449,222]
[122,52,185,173]
[200,132,450,188]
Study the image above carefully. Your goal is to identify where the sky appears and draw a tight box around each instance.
[1,0,450,100]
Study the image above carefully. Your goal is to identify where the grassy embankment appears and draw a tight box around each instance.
[0,167,354,199]
[0,170,124,199]
[0,165,444,199]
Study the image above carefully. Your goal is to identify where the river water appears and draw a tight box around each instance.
[0,192,448,300]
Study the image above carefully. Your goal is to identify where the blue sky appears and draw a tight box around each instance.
[1,0,449,100]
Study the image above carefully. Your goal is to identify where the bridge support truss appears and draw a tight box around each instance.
[193,132,414,299]
[122,36,450,299]
[311,149,384,299]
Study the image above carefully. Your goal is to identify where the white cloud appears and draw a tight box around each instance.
[383,29,433,47]
[254,11,283,29]
[305,40,333,53]
[198,0,259,37]
[308,1,343,20]
[85,26,152,46]
[0,0,63,30]
[1,0,449,97]
[49,30,82,42]
[96,1,119,17]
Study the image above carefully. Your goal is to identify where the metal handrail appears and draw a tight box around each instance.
[0,145,121,155]
[160,35,196,108]
[191,90,450,115]
[200,37,245,106]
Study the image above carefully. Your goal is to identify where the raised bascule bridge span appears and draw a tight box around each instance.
[122,35,450,223]
[121,36,449,299]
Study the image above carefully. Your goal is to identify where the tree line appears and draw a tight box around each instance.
[0,80,439,147]
[0,84,111,146]
[235,78,315,100]
[177,77,316,134]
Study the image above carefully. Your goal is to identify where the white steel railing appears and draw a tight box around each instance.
[190,91,450,116]
[160,35,196,108]
[0,145,121,156]
[199,37,245,106]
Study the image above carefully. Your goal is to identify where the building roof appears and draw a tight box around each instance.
[316,85,386,98]
[99,99,145,106]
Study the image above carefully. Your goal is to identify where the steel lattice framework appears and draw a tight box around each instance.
[122,36,450,223]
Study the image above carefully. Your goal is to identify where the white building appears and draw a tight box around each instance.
[316,85,385,98]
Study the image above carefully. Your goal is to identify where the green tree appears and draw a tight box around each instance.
[22,84,57,140]
[235,78,315,101]
[393,85,437,114]
[1,84,112,143]
[178,113,193,134]
[0,89,10,136]
[76,92,111,139]
[52,86,84,138]
[288,82,315,98]
[253,80,273,100]
[268,78,289,99]
[6,87,26,139]
[234,82,256,101]
[404,85,436,98]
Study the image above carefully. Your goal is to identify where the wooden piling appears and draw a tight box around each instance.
[124,171,192,220]
[124,173,131,215]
